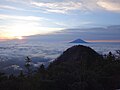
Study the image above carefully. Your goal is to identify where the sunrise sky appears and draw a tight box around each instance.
[0,0,120,40]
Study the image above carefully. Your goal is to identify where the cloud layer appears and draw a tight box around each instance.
[1,0,120,14]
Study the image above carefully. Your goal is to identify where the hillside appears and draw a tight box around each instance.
[0,45,120,90]
[48,45,120,90]
[49,45,101,66]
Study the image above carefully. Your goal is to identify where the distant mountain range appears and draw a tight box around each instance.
[70,39,87,43]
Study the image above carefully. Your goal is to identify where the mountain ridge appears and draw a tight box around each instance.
[70,39,87,43]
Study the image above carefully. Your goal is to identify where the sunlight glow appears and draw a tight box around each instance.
[0,22,63,40]
[16,36,23,40]
[7,23,40,37]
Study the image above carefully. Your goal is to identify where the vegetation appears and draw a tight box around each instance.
[0,45,120,90]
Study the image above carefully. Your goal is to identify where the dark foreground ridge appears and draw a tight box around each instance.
[53,45,101,62]
[0,45,120,90]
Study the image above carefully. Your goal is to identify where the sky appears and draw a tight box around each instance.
[0,0,120,40]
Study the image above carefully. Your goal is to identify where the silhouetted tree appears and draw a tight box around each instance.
[0,72,7,82]
[9,74,16,80]
[36,64,46,80]
[25,56,32,77]
[116,50,120,60]
[107,52,115,61]
[18,70,25,78]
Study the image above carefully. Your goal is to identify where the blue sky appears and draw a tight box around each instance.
[0,0,120,40]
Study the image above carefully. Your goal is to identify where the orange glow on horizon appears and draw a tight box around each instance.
[86,40,120,42]
[0,36,24,40]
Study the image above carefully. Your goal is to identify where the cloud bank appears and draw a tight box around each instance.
[1,0,120,14]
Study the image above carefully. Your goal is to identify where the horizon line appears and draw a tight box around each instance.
[86,40,120,43]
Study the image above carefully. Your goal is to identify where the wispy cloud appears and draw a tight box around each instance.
[30,0,120,13]
[31,1,82,14]
[97,0,120,12]
[0,14,43,21]
[3,0,120,13]
[5,0,31,4]
[0,5,19,10]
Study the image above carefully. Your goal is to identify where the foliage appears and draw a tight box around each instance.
[0,45,120,90]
